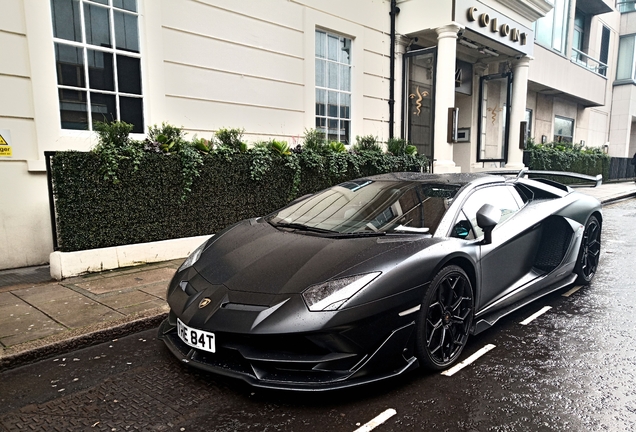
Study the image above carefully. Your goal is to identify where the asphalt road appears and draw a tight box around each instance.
[1,198,635,432]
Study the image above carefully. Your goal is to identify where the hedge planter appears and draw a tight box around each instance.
[49,151,427,252]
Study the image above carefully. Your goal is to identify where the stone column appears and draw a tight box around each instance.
[433,23,463,173]
[506,56,532,170]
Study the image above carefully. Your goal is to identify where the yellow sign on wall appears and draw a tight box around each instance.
[0,131,12,157]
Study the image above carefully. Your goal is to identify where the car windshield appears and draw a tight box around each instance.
[266,180,461,235]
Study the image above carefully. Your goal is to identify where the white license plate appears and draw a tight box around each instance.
[176,318,216,353]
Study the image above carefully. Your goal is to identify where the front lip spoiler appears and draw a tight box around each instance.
[157,319,419,392]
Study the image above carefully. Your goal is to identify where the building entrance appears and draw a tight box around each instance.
[404,48,436,160]
[477,72,512,163]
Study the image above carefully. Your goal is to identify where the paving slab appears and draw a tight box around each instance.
[11,284,78,304]
[33,295,124,329]
[138,281,169,299]
[0,292,18,307]
[0,299,65,346]
[0,265,52,289]
[72,267,175,295]
[117,300,168,316]
[99,290,160,310]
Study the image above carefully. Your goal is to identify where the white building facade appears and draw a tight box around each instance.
[0,0,625,270]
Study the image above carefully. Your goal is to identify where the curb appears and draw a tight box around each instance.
[600,191,636,205]
[0,311,167,372]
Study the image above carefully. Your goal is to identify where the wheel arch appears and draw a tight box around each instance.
[591,210,603,226]
[432,254,477,297]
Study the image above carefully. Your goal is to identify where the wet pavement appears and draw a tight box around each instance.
[0,198,635,431]
[0,260,181,369]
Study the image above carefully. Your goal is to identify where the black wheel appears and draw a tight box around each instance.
[574,215,601,284]
[416,265,474,370]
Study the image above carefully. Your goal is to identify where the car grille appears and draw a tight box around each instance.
[163,319,363,384]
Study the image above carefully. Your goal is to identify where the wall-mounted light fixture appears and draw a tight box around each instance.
[482,48,499,57]
[541,135,547,144]
[459,39,479,49]
[458,38,499,57]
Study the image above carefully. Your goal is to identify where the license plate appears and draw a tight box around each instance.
[176,318,216,353]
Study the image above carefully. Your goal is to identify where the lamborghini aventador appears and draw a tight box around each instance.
[158,169,602,390]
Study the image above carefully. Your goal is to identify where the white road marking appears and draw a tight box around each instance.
[353,409,397,432]
[562,285,582,297]
[520,306,552,325]
[441,344,496,377]
[398,305,421,316]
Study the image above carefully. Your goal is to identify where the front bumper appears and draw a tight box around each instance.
[157,312,419,391]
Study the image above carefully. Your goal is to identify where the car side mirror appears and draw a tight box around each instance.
[476,204,501,245]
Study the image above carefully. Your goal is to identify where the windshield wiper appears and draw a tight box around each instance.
[271,222,338,234]
[326,231,387,238]
[271,222,386,237]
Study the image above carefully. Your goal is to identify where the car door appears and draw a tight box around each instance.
[457,185,542,311]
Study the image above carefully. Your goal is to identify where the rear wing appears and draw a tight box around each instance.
[483,169,603,188]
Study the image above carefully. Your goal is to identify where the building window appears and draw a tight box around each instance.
[315,30,351,144]
[599,26,610,77]
[534,0,570,54]
[51,0,143,132]
[571,9,586,63]
[617,0,636,13]
[571,12,609,77]
[525,108,533,142]
[554,116,574,143]
[617,34,636,81]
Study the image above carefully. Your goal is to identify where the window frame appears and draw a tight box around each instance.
[51,0,144,132]
[616,33,636,83]
[315,29,352,145]
[525,108,533,142]
[554,115,575,143]
[533,0,571,55]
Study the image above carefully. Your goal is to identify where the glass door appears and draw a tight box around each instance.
[403,48,436,160]
[477,72,512,163]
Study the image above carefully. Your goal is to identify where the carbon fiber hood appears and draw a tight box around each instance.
[193,219,438,295]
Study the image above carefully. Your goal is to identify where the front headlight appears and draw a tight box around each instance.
[302,272,381,312]
[178,242,207,271]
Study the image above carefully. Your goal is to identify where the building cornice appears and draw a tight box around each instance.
[494,0,554,22]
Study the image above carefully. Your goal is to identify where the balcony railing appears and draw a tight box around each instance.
[618,0,636,13]
[571,47,608,77]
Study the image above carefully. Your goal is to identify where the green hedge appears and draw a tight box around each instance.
[51,151,427,251]
[524,143,610,184]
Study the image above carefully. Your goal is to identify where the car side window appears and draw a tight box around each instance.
[460,186,521,239]
[451,211,476,240]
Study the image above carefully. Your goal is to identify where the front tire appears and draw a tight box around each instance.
[416,265,474,371]
[574,215,601,285]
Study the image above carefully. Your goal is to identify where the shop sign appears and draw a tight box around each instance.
[0,130,12,158]
[455,0,534,56]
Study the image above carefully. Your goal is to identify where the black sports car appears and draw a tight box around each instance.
[158,170,602,391]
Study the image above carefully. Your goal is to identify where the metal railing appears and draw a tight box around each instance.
[570,47,608,77]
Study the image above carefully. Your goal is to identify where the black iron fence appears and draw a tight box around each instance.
[608,156,636,181]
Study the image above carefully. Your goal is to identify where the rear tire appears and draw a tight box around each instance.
[415,265,474,371]
[574,215,601,285]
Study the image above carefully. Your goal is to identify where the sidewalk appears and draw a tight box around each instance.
[0,259,181,370]
[1,181,635,371]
